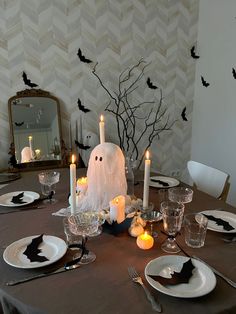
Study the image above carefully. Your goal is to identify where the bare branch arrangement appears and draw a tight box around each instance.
[92,58,176,168]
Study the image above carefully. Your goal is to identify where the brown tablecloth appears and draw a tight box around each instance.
[0,168,235,314]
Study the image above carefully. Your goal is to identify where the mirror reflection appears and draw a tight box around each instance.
[9,90,62,167]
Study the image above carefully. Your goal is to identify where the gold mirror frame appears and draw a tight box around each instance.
[8,89,64,170]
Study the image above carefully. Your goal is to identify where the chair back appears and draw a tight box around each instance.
[187,160,229,200]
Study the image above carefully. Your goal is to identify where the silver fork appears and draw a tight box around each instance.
[128,266,162,313]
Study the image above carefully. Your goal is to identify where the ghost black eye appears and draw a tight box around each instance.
[99,157,103,161]
[95,156,98,161]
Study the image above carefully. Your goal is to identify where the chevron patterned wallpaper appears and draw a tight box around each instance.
[0,0,199,176]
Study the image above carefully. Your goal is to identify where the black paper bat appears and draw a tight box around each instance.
[75,140,91,150]
[151,179,169,187]
[148,259,195,286]
[147,77,158,89]
[203,214,234,231]
[77,98,91,113]
[77,48,92,63]
[11,192,27,204]
[201,76,210,87]
[232,67,236,79]
[23,234,49,263]
[190,46,200,59]
[22,71,38,88]
[15,121,24,127]
[181,107,188,121]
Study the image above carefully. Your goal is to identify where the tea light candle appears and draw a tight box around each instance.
[70,154,76,214]
[143,150,151,209]
[136,231,154,250]
[77,177,88,194]
[99,114,105,144]
[35,149,41,158]
[109,195,125,224]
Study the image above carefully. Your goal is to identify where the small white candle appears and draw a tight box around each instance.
[99,114,105,144]
[109,195,125,224]
[143,150,151,209]
[28,136,34,159]
[77,177,88,194]
[70,154,77,214]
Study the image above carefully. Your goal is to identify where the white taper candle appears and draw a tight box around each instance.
[70,154,76,214]
[143,150,151,209]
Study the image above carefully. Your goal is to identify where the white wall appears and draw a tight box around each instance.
[191,0,236,206]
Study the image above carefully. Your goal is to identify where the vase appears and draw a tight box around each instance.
[125,156,135,197]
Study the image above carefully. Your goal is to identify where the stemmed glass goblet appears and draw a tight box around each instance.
[168,187,193,208]
[161,201,184,253]
[38,171,60,203]
[68,210,99,264]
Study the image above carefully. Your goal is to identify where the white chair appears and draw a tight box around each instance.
[187,160,229,200]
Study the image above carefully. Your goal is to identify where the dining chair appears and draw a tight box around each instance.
[187,160,230,201]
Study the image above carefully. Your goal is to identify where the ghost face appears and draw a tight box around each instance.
[86,143,127,210]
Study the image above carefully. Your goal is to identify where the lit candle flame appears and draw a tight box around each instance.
[28,136,32,140]
[145,150,150,160]
[100,114,104,122]
[71,154,75,164]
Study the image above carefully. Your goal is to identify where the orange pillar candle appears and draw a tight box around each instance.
[136,231,154,250]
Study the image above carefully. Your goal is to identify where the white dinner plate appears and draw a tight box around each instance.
[149,176,180,189]
[3,235,67,269]
[200,210,236,233]
[0,191,40,207]
[145,255,216,298]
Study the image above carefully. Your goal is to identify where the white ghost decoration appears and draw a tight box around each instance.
[77,142,127,211]
[82,130,100,166]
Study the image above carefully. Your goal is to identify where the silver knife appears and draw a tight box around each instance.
[6,263,80,286]
[192,255,236,289]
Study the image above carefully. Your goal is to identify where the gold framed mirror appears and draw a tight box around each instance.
[8,89,63,170]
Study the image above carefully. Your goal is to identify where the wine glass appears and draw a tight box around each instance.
[68,210,99,264]
[168,187,193,207]
[89,210,106,237]
[161,201,184,253]
[38,171,60,203]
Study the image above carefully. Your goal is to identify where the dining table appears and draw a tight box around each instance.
[0,168,235,314]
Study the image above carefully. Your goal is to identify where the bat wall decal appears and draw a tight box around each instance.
[15,121,24,126]
[75,140,91,150]
[147,77,158,89]
[78,98,91,113]
[22,71,38,88]
[190,46,200,59]
[77,48,92,63]
[201,76,210,87]
[232,67,236,79]
[181,107,188,121]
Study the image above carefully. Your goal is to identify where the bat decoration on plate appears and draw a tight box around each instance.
[201,76,210,87]
[23,234,49,263]
[232,67,236,79]
[190,46,200,59]
[75,140,91,150]
[151,179,169,187]
[147,77,158,89]
[181,107,188,121]
[203,214,234,231]
[15,121,24,127]
[22,71,38,88]
[78,98,91,113]
[77,48,93,63]
[148,259,195,286]
[11,192,27,204]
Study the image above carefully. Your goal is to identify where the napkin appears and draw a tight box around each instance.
[11,192,27,204]
[148,259,195,286]
[203,214,235,231]
[23,234,49,263]
[151,179,169,187]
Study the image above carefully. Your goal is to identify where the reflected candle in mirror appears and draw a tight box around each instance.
[28,135,34,159]
[136,231,154,250]
[99,114,105,144]
[77,177,88,194]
